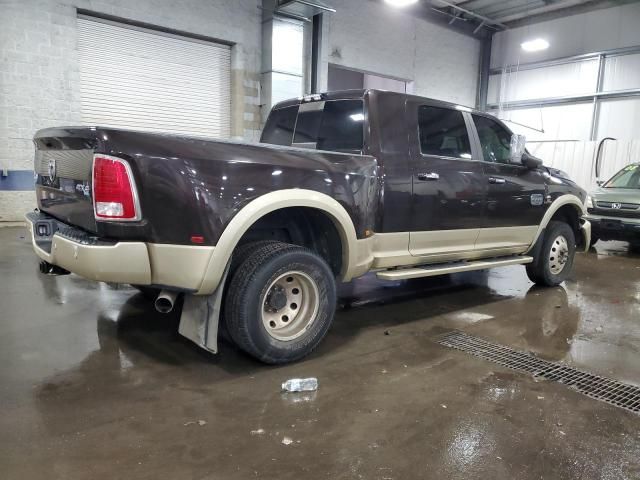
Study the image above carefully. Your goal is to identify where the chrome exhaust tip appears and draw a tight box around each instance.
[155,290,178,314]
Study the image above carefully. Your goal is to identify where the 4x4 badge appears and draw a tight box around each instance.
[530,194,544,206]
[47,156,56,182]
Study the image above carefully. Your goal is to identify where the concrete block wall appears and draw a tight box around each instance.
[323,0,481,107]
[0,0,262,222]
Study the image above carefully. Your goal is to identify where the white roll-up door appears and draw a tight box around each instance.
[77,17,231,138]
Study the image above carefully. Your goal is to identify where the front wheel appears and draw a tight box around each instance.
[224,241,337,364]
[526,221,576,287]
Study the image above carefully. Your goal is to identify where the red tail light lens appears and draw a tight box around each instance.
[92,155,140,221]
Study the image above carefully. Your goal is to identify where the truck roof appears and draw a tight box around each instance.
[272,88,478,114]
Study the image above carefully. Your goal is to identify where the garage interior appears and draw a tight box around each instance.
[1,0,640,478]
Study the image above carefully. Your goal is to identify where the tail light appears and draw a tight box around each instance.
[92,154,141,221]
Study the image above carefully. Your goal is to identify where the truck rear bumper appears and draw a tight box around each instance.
[26,212,214,290]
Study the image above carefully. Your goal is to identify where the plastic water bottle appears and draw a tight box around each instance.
[281,377,318,392]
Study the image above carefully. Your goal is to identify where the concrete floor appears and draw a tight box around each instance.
[1,226,639,480]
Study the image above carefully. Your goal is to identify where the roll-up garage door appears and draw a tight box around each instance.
[77,17,231,138]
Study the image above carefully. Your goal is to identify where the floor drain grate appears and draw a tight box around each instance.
[435,330,640,415]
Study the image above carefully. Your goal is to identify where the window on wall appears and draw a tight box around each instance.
[495,103,594,142]
[472,115,512,164]
[418,106,471,159]
[487,59,599,105]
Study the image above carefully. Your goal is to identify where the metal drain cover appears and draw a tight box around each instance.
[435,330,640,415]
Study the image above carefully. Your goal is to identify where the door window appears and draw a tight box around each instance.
[418,106,471,159]
[472,115,512,164]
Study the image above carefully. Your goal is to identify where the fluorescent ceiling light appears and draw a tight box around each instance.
[384,0,419,7]
[521,38,549,52]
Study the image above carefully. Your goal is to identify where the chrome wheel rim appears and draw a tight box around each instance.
[261,271,319,341]
[549,235,570,275]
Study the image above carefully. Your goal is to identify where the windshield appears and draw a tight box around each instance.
[604,164,640,189]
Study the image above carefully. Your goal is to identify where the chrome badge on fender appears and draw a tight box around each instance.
[531,194,544,206]
[47,156,56,182]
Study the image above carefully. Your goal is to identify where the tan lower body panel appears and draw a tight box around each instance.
[409,228,479,257]
[474,226,538,250]
[27,216,214,290]
[147,244,215,290]
[369,227,536,271]
[27,220,152,285]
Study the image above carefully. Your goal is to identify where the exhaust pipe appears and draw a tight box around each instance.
[155,290,178,314]
[39,260,70,276]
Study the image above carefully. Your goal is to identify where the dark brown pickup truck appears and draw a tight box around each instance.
[26,89,590,363]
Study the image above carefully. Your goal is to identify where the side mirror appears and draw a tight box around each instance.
[522,151,543,169]
[510,134,526,165]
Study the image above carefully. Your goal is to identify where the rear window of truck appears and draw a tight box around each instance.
[261,99,365,154]
[261,105,299,146]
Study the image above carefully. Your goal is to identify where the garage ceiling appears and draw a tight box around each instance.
[432,0,638,29]
[377,0,640,35]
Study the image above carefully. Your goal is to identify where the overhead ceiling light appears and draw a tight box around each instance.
[384,0,419,7]
[521,38,549,52]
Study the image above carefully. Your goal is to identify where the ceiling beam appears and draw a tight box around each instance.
[431,0,508,28]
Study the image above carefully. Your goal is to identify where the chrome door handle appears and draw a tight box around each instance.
[489,177,506,184]
[417,172,440,181]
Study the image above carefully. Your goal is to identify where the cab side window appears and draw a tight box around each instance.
[418,106,471,159]
[473,115,512,164]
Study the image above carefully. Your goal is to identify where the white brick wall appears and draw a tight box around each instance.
[325,0,481,106]
[0,0,262,221]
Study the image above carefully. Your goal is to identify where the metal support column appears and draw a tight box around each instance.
[589,54,606,141]
[477,35,492,111]
[311,13,323,94]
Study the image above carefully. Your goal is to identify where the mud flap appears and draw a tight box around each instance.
[178,265,229,354]
[579,219,591,252]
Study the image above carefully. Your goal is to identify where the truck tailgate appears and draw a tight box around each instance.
[34,129,98,233]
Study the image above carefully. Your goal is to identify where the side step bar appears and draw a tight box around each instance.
[376,256,534,281]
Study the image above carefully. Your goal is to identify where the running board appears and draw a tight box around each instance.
[376,256,534,281]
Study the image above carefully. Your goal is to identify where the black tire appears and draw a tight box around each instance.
[224,241,336,364]
[526,221,576,287]
[219,240,283,344]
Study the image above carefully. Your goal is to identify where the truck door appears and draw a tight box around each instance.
[469,113,546,251]
[407,101,485,258]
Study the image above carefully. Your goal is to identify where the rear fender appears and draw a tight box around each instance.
[196,189,360,295]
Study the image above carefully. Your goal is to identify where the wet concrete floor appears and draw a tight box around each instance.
[1,226,639,479]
